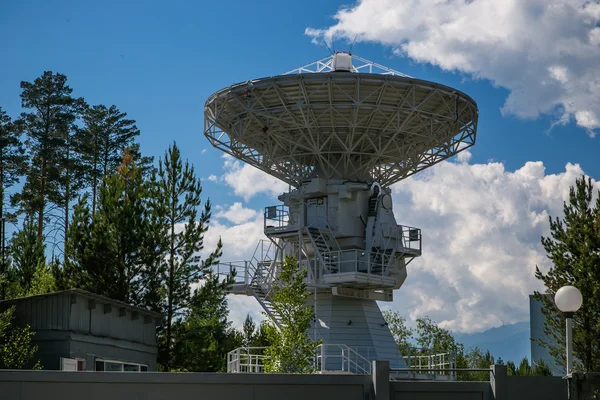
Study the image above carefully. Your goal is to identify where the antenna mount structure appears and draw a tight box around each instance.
[204,52,478,371]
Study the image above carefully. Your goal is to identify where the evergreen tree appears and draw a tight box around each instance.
[80,104,141,216]
[169,272,240,372]
[0,107,26,299]
[51,108,87,265]
[252,321,274,348]
[242,314,257,347]
[10,216,46,293]
[150,142,220,368]
[64,149,156,304]
[534,176,600,372]
[264,257,318,374]
[15,72,81,239]
[507,357,552,376]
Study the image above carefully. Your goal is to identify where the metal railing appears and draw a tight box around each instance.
[316,344,372,374]
[377,224,422,254]
[227,344,372,375]
[320,249,395,276]
[390,367,491,381]
[403,347,456,380]
[227,347,267,373]
[264,205,299,232]
[226,345,462,381]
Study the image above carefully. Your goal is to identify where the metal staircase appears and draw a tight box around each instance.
[244,241,284,329]
[306,227,340,275]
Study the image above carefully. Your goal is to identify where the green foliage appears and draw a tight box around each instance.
[464,346,494,381]
[10,216,46,293]
[507,357,552,376]
[264,257,318,374]
[382,309,413,355]
[150,142,221,368]
[26,262,56,296]
[415,316,463,354]
[534,175,600,372]
[63,150,157,304]
[241,314,273,348]
[0,307,41,369]
[80,104,142,215]
[168,273,241,372]
[0,107,27,194]
[242,314,256,347]
[0,107,27,299]
[14,71,81,239]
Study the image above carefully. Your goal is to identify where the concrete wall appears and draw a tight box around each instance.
[70,332,157,371]
[0,363,571,400]
[506,376,567,400]
[0,371,373,400]
[391,381,491,400]
[568,373,600,400]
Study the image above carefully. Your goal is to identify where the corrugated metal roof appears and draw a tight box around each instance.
[0,289,162,318]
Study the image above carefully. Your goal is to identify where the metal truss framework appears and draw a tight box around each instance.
[204,56,478,188]
[283,54,411,77]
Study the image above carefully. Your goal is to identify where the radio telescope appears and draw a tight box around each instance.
[205,52,478,371]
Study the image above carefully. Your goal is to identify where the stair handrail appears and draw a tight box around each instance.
[305,218,341,276]
[316,344,372,374]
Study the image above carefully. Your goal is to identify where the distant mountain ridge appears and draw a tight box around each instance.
[454,321,530,364]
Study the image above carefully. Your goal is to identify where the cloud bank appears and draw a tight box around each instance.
[306,0,600,135]
[207,155,596,333]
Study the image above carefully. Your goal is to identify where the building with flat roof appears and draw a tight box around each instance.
[0,289,161,371]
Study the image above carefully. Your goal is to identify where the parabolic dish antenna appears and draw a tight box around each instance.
[205,52,478,187]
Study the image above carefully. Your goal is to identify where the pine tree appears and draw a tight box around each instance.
[0,107,26,299]
[242,314,257,347]
[150,142,221,368]
[534,175,600,372]
[51,106,87,265]
[10,216,46,293]
[64,149,154,304]
[169,272,240,372]
[80,104,141,216]
[15,71,81,239]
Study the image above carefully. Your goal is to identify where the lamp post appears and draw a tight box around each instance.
[554,285,583,376]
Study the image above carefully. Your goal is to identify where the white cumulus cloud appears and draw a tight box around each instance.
[306,0,600,135]
[390,160,597,333]
[221,155,288,201]
[205,155,596,333]
[215,202,259,224]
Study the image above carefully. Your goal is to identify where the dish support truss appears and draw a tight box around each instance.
[204,60,478,188]
[283,53,411,77]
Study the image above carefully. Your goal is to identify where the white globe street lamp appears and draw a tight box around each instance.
[554,285,583,375]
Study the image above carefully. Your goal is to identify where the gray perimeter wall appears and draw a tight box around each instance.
[0,371,372,400]
[0,363,571,400]
[391,381,491,400]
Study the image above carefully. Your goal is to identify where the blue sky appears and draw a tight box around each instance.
[2,0,599,334]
